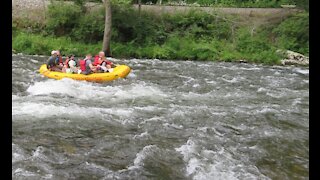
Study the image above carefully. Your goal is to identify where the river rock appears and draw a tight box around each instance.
[238,59,248,63]
[277,50,309,66]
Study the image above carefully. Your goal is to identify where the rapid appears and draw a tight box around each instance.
[12,54,309,179]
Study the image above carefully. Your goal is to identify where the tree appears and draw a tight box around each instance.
[293,0,309,11]
[102,0,112,56]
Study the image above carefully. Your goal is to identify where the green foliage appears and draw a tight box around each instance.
[272,13,309,55]
[46,2,82,36]
[145,0,298,8]
[12,18,45,34]
[111,0,132,5]
[162,10,232,41]
[13,31,101,56]
[71,8,105,43]
[111,5,165,44]
[236,29,272,54]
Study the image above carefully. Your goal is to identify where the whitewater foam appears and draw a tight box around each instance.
[293,68,309,75]
[26,79,168,102]
[128,145,159,170]
[133,131,150,140]
[12,101,134,120]
[175,139,270,180]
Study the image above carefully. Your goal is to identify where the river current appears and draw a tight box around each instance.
[12,54,309,179]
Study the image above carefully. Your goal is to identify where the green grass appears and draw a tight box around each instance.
[13,30,282,65]
[13,31,102,56]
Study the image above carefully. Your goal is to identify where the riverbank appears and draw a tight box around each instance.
[12,1,309,66]
[12,31,282,65]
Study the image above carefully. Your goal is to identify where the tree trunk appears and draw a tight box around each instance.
[138,0,141,16]
[102,0,112,57]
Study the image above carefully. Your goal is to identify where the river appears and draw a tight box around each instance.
[12,54,309,179]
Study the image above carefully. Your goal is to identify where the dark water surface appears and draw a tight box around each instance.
[12,54,309,179]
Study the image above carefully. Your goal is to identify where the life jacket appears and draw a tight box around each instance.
[64,58,70,68]
[93,55,100,66]
[79,59,88,71]
[104,59,112,65]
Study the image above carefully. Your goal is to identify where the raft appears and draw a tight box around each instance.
[39,64,131,82]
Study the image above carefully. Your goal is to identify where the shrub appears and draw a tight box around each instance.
[72,7,105,43]
[12,31,102,56]
[46,2,82,36]
[162,10,232,41]
[272,13,309,55]
[235,28,272,54]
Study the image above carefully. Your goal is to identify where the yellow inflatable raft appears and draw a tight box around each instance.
[39,64,131,83]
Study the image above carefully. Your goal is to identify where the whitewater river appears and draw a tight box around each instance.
[12,54,309,179]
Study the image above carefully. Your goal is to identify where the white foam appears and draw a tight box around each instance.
[126,71,136,78]
[133,131,150,140]
[84,161,113,174]
[266,91,284,98]
[12,143,29,163]
[171,109,186,117]
[293,68,309,75]
[197,127,224,137]
[113,82,168,100]
[178,75,195,83]
[13,152,25,162]
[26,79,167,102]
[205,80,217,85]
[138,116,165,128]
[12,101,134,120]
[32,146,44,158]
[43,174,53,179]
[292,98,302,106]
[12,95,20,100]
[163,123,184,129]
[220,76,243,83]
[175,139,270,180]
[30,59,39,63]
[257,87,268,92]
[13,168,38,177]
[211,111,228,116]
[257,107,279,114]
[128,145,159,170]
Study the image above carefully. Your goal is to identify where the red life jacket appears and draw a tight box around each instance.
[93,55,112,66]
[93,55,100,66]
[79,59,87,71]
[99,59,112,66]
[104,59,112,65]
[64,58,70,68]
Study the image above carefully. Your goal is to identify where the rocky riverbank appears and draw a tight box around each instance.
[277,50,309,66]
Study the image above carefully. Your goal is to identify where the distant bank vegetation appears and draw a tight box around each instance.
[69,0,309,9]
[12,0,308,65]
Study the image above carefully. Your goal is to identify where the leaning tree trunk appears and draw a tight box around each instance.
[102,0,112,57]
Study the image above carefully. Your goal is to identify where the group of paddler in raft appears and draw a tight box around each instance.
[47,50,114,75]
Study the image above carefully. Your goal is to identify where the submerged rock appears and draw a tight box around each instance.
[278,50,309,66]
[238,59,248,63]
